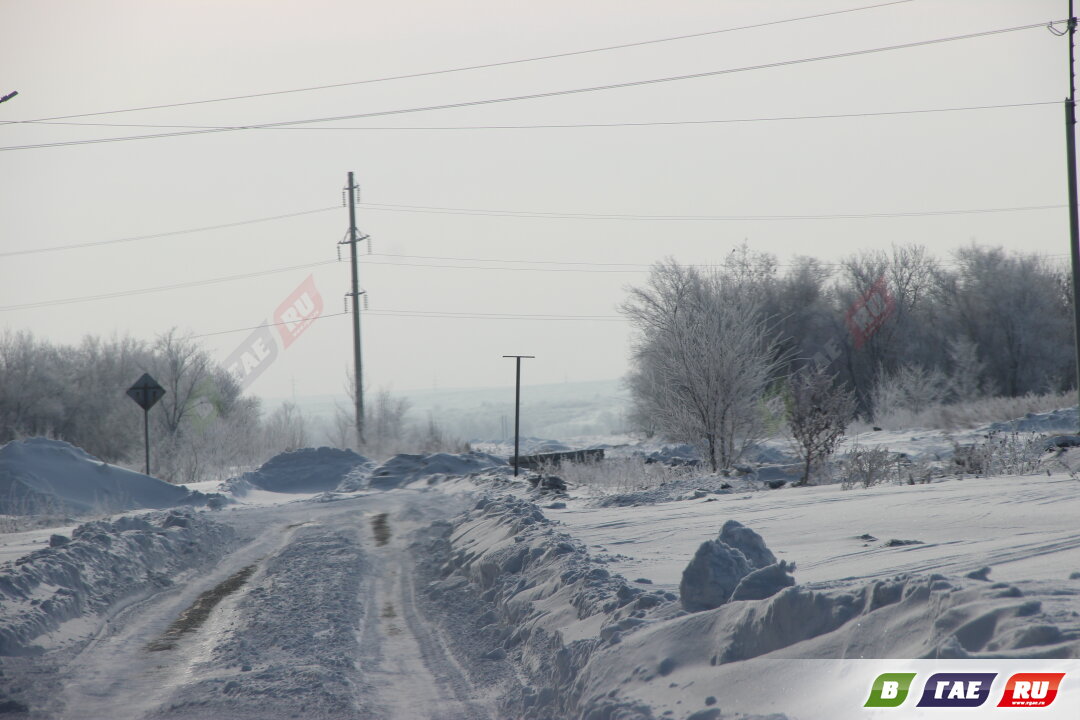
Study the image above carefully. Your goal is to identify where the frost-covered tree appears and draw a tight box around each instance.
[264,401,308,453]
[946,337,987,401]
[934,245,1071,396]
[151,328,212,436]
[364,389,411,459]
[622,259,785,471]
[786,365,855,486]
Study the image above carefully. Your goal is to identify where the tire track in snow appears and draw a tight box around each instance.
[358,511,494,720]
[47,513,301,720]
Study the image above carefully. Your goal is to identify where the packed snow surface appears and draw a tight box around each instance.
[0,438,210,515]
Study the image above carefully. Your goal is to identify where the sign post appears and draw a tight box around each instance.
[126,373,166,476]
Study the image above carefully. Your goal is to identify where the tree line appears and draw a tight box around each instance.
[0,327,464,484]
[623,243,1074,472]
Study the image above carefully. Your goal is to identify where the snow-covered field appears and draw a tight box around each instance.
[2,411,1080,719]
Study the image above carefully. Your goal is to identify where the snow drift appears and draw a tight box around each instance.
[362,451,507,490]
[0,438,216,515]
[0,509,235,655]
[224,447,370,494]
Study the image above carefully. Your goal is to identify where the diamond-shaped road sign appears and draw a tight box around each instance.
[126,373,166,411]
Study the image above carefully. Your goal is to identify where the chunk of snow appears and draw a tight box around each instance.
[680,521,786,611]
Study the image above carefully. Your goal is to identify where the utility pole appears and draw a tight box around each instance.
[503,355,534,476]
[342,172,365,447]
[1066,2,1080,430]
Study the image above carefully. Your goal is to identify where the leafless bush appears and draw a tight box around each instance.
[953,431,1046,477]
[550,456,693,495]
[871,364,950,424]
[786,365,855,486]
[839,444,897,489]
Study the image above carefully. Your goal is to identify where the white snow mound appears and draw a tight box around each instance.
[225,446,371,494]
[0,438,211,515]
[364,452,507,490]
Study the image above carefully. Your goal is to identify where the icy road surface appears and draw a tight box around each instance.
[10,491,491,720]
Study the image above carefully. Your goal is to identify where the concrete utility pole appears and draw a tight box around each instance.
[342,172,366,447]
[503,355,534,476]
[1066,2,1080,430]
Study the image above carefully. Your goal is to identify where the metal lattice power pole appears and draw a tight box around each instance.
[1066,2,1080,431]
[342,172,365,447]
[503,355,534,476]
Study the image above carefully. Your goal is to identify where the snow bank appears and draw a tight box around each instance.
[988,407,1078,433]
[0,509,235,654]
[416,496,794,720]
[0,438,216,515]
[575,572,1080,718]
[363,451,507,490]
[223,447,370,494]
[421,495,1080,719]
[415,496,676,719]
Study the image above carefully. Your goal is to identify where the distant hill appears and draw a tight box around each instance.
[270,379,630,442]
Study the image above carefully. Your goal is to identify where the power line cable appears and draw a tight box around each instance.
[0,259,339,311]
[5,246,1070,314]
[361,259,646,273]
[4,201,1066,262]
[190,312,351,338]
[1,0,916,125]
[0,207,339,258]
[358,201,1068,222]
[367,251,1071,269]
[15,100,1057,133]
[368,309,625,320]
[190,308,625,338]
[0,20,1055,152]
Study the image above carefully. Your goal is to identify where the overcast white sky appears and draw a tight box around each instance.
[0,0,1072,402]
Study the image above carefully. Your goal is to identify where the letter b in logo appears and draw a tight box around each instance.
[866,673,917,708]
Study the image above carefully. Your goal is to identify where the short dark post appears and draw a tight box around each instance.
[143,408,150,475]
[503,355,534,476]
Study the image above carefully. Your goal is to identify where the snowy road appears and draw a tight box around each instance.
[5,453,1080,720]
[8,491,494,720]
